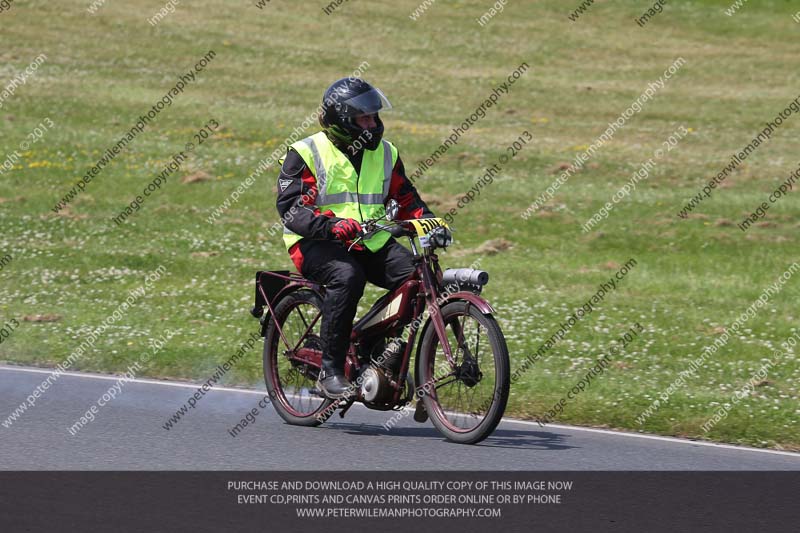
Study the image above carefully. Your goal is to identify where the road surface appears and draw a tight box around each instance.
[1,365,798,470]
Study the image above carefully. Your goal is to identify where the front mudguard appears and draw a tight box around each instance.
[413,291,496,387]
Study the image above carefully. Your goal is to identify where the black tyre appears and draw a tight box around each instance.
[263,290,334,426]
[417,301,510,444]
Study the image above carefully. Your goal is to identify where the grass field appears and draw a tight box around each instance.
[1,0,798,449]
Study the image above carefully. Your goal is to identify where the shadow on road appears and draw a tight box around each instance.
[324,422,576,451]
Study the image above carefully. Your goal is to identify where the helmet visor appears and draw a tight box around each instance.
[337,88,392,117]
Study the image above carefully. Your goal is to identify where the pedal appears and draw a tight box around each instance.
[338,396,357,418]
[413,401,428,423]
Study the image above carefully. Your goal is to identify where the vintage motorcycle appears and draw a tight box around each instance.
[251,200,509,444]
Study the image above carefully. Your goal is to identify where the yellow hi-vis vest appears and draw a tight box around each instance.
[283,131,398,252]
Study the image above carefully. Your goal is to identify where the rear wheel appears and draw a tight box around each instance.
[417,301,509,444]
[263,290,334,426]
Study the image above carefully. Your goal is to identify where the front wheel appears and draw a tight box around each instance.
[417,301,510,444]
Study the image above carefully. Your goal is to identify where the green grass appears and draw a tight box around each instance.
[1,0,798,449]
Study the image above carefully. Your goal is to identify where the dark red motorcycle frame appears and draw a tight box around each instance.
[252,253,494,407]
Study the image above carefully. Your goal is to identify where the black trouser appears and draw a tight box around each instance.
[296,238,416,374]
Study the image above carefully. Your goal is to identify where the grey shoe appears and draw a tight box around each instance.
[317,369,355,399]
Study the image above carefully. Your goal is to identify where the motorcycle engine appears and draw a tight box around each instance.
[360,367,392,404]
[360,339,406,405]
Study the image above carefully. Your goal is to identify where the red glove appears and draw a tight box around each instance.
[330,218,364,250]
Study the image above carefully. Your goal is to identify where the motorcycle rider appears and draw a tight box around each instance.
[276,78,436,399]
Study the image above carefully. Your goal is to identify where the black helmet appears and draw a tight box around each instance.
[319,78,391,151]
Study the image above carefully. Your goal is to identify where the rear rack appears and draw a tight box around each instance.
[251,270,321,319]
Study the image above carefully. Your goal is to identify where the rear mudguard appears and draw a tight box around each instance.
[413,291,495,387]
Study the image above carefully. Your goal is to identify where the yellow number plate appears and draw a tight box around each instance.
[409,218,448,238]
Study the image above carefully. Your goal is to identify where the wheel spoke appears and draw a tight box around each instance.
[434,377,458,390]
[473,323,481,363]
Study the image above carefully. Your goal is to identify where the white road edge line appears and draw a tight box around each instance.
[0,364,265,396]
[2,365,798,458]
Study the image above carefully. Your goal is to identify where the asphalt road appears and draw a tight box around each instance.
[1,365,798,470]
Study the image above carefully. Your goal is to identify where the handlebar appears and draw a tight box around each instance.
[376,222,412,238]
[347,220,411,251]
